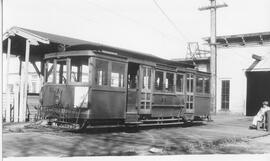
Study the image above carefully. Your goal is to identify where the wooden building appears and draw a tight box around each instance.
[204,32,270,115]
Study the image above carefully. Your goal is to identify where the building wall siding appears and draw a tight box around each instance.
[216,45,270,115]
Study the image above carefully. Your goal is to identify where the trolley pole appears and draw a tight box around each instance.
[199,0,227,114]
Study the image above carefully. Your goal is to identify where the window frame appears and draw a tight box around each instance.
[94,58,127,88]
[196,75,204,94]
[176,73,185,94]
[110,61,126,88]
[221,79,230,111]
[195,74,211,94]
[154,70,165,92]
[164,71,175,93]
[69,57,91,85]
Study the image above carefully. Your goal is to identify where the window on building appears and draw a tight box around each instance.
[221,80,230,110]
[176,74,184,93]
[155,71,164,91]
[71,57,89,83]
[165,72,174,92]
[196,76,204,93]
[45,60,54,83]
[111,62,125,88]
[95,59,109,86]
[56,60,67,84]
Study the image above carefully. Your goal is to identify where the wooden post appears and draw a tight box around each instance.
[199,0,228,114]
[19,59,24,122]
[0,0,3,125]
[14,60,22,122]
[210,0,217,114]
[19,40,30,122]
[14,82,19,122]
[5,38,11,122]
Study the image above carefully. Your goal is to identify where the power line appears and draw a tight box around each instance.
[152,0,189,42]
[85,0,185,43]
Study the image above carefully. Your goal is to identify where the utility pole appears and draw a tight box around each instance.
[0,0,3,159]
[199,0,227,114]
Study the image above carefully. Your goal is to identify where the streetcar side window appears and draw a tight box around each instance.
[95,59,109,86]
[154,71,164,91]
[165,72,174,92]
[111,62,125,88]
[45,60,54,83]
[176,74,184,93]
[70,57,89,83]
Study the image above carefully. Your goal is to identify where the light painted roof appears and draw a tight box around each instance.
[203,31,270,48]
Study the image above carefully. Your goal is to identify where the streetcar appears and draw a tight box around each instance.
[39,44,211,129]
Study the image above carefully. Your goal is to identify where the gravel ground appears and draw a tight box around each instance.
[3,115,270,157]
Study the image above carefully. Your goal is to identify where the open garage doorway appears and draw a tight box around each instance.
[246,71,270,116]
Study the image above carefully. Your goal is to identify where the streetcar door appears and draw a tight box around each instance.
[139,65,153,114]
[186,73,194,113]
[127,63,140,114]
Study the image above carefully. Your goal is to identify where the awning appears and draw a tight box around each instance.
[3,26,194,68]
[3,26,96,61]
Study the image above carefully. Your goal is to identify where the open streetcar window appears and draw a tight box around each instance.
[176,74,184,93]
[155,71,164,91]
[56,60,67,84]
[70,57,89,83]
[95,59,109,86]
[111,62,125,88]
[165,72,174,92]
[45,60,54,83]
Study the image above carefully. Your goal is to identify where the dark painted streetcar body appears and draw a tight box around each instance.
[39,47,211,129]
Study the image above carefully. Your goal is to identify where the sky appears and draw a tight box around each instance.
[3,0,270,59]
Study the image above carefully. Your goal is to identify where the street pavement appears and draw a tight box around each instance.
[2,114,270,156]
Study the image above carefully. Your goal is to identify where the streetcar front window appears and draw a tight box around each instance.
[95,59,109,86]
[56,60,67,84]
[70,57,89,83]
[45,60,54,83]
[111,62,125,88]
